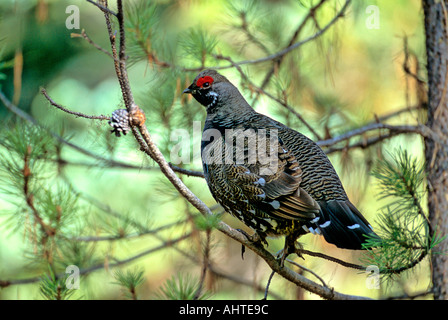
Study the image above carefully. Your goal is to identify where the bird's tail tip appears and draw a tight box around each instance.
[308,200,379,250]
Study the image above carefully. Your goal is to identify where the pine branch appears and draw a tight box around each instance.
[362,149,435,277]
[86,0,117,16]
[22,144,56,238]
[112,268,145,300]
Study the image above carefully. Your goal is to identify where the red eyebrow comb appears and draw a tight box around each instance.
[196,76,214,87]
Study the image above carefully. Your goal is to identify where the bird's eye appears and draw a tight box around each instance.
[196,76,214,88]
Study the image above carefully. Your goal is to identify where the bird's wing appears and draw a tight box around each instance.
[225,136,320,221]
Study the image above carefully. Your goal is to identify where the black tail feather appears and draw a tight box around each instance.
[309,200,378,250]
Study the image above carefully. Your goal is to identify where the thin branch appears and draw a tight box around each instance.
[387,289,434,300]
[41,88,110,120]
[263,270,276,300]
[86,0,117,16]
[299,249,364,270]
[371,105,422,124]
[193,229,211,300]
[239,12,271,56]
[286,258,328,288]
[49,156,205,177]
[169,163,204,178]
[317,123,436,149]
[72,29,116,61]
[116,0,135,108]
[102,0,128,107]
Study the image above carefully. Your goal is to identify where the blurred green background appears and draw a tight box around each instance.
[0,0,428,300]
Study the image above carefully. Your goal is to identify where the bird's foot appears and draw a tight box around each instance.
[236,229,267,260]
[237,229,266,244]
[278,236,304,267]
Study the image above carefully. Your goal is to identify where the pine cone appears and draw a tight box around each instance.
[184,69,378,251]
[109,109,130,137]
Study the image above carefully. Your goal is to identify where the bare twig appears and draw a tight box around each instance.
[41,88,110,120]
[371,105,421,124]
[317,123,434,149]
[263,270,276,300]
[286,258,329,288]
[86,0,117,16]
[299,249,364,270]
[72,29,116,60]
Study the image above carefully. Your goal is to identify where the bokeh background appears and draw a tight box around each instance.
[0,0,428,299]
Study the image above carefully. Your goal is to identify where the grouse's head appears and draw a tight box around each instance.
[183,69,238,111]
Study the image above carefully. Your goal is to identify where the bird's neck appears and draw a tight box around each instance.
[205,104,254,130]
[205,91,254,119]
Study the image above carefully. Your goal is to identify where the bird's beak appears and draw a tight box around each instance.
[183,85,197,95]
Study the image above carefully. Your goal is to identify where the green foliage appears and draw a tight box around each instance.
[125,1,163,66]
[0,123,75,224]
[362,149,435,278]
[194,213,222,231]
[39,267,78,300]
[0,122,100,272]
[372,149,425,205]
[112,267,145,300]
[155,274,211,300]
[180,29,218,67]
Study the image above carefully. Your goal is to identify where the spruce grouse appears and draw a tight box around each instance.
[183,69,377,252]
